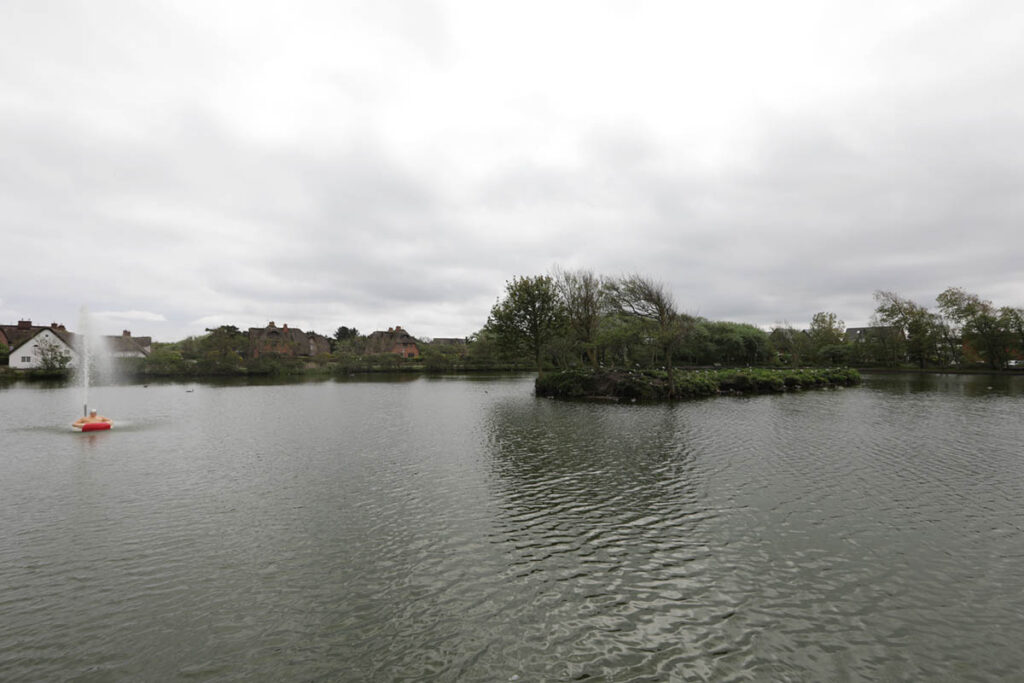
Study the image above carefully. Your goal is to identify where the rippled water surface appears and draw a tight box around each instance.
[2,373,1024,681]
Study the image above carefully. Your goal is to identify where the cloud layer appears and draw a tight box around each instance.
[2,1,1023,341]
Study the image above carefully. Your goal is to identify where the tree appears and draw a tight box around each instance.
[1002,307,1024,361]
[334,326,359,342]
[486,275,565,377]
[874,291,938,368]
[37,337,72,372]
[808,312,846,365]
[552,267,607,368]
[612,275,686,398]
[769,325,814,366]
[937,287,1012,369]
[199,325,247,368]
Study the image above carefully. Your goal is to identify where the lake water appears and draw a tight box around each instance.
[2,372,1023,681]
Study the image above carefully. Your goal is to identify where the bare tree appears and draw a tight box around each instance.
[612,275,686,398]
[552,266,606,368]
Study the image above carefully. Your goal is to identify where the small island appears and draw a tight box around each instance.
[535,367,861,401]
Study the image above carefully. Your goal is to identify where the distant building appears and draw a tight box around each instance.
[844,326,904,343]
[430,337,469,356]
[6,322,79,369]
[365,325,420,358]
[1,320,64,353]
[109,330,153,358]
[3,320,152,369]
[431,337,468,347]
[247,321,332,359]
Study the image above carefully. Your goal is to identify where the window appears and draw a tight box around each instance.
[21,356,31,363]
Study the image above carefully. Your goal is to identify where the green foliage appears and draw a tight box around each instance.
[37,337,72,372]
[937,287,1014,369]
[874,291,939,368]
[553,267,608,367]
[808,312,845,364]
[536,367,861,401]
[691,321,773,365]
[332,326,359,352]
[486,275,564,376]
[142,345,187,375]
[769,326,814,367]
[199,325,249,362]
[611,274,685,397]
[419,343,463,373]
[247,355,304,376]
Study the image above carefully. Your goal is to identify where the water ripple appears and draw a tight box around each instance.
[2,376,1024,680]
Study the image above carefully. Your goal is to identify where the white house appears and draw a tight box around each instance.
[8,327,80,370]
[108,330,153,358]
[5,321,151,369]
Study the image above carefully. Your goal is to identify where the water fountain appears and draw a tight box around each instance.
[75,306,112,417]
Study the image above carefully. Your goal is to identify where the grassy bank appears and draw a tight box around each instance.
[535,367,862,401]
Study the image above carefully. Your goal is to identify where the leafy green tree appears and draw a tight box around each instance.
[874,291,938,368]
[595,311,647,368]
[37,337,72,372]
[769,325,814,366]
[1002,307,1024,361]
[333,326,359,352]
[143,346,187,375]
[0,341,8,365]
[937,287,1013,369]
[465,329,506,368]
[702,321,773,365]
[486,275,565,377]
[198,325,247,372]
[808,312,846,365]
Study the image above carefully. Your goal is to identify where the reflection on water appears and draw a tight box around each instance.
[863,369,1024,396]
[1,374,1023,680]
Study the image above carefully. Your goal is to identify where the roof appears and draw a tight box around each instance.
[248,322,331,356]
[106,335,151,355]
[4,323,152,356]
[431,337,468,346]
[7,326,78,352]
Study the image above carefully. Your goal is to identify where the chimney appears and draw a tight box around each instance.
[268,321,275,328]
[282,323,288,331]
[51,322,59,328]
[18,320,31,330]
[122,330,131,337]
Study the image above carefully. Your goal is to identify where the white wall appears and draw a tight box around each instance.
[8,329,80,369]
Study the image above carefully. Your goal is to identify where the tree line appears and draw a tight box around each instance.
[868,288,1024,370]
[7,277,1019,380]
[482,270,1024,380]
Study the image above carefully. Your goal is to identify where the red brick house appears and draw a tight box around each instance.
[247,321,332,359]
[365,325,420,358]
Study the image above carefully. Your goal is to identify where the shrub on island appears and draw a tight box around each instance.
[535,367,861,401]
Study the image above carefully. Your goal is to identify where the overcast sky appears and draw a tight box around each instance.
[3,1,1023,342]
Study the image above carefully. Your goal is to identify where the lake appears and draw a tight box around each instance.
[2,372,1023,681]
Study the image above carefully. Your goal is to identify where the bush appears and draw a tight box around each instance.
[537,367,860,401]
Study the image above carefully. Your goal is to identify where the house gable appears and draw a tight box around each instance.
[8,328,80,370]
